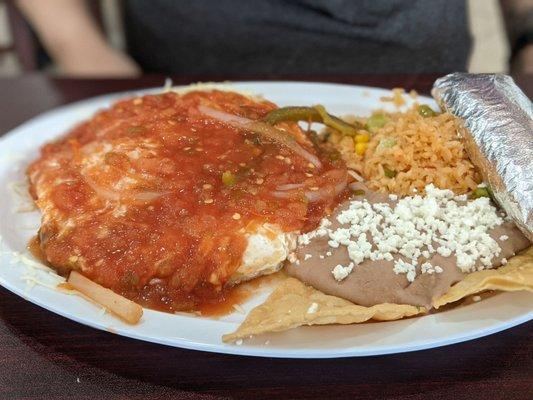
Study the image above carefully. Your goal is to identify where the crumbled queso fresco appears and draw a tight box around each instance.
[297,184,506,283]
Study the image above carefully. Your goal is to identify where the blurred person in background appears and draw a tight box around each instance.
[13,0,532,77]
[501,0,533,74]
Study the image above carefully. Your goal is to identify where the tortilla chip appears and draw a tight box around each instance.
[223,247,533,342]
[433,246,533,308]
[222,277,424,343]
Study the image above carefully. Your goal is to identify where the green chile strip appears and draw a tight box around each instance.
[263,106,362,136]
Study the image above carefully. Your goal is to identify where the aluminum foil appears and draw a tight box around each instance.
[432,73,533,241]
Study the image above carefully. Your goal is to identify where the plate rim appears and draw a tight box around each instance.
[0,80,433,146]
[0,275,531,358]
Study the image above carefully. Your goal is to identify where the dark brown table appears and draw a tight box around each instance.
[0,74,531,400]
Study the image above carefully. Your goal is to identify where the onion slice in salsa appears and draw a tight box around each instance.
[198,105,322,168]
[82,171,168,204]
[272,169,347,203]
[347,169,364,182]
[276,183,306,191]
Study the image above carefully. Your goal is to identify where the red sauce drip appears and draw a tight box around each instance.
[27,90,345,314]
[197,286,251,317]
[28,235,47,264]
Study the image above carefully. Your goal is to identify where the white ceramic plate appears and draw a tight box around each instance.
[0,82,531,358]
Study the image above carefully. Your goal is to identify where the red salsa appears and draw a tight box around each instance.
[27,90,345,312]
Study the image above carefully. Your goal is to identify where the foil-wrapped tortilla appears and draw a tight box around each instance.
[432,73,533,241]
